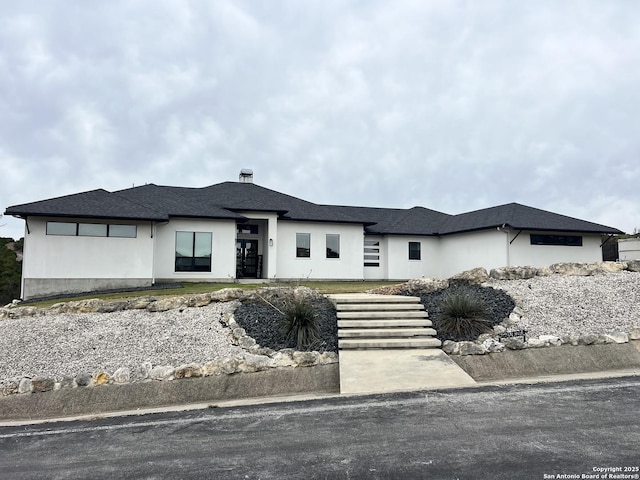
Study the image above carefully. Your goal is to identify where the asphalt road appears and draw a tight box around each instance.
[1,377,639,480]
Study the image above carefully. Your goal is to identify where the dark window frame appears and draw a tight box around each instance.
[326,234,340,259]
[409,241,421,260]
[46,221,137,238]
[530,234,583,247]
[175,231,212,272]
[296,233,311,258]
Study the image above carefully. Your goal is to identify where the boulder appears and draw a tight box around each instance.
[292,351,320,367]
[442,340,459,355]
[186,293,212,308]
[595,261,627,273]
[210,288,244,303]
[629,327,640,340]
[319,351,339,365]
[146,297,187,312]
[482,338,505,353]
[69,299,106,313]
[238,354,271,373]
[550,263,594,276]
[218,357,240,374]
[149,365,174,381]
[538,335,562,347]
[578,334,598,345]
[602,332,629,344]
[112,367,131,384]
[238,336,257,349]
[127,296,157,310]
[526,338,548,348]
[492,325,507,335]
[502,337,526,350]
[31,377,55,393]
[174,363,203,378]
[562,334,580,346]
[0,381,19,396]
[457,341,487,355]
[626,260,640,272]
[406,278,449,294]
[18,378,33,394]
[271,351,295,367]
[448,268,489,286]
[489,266,539,280]
[93,372,111,386]
[76,373,93,387]
[97,301,128,313]
[202,360,224,376]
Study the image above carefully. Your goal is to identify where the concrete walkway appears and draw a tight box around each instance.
[339,348,476,394]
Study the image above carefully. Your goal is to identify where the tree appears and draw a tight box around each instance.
[0,237,22,304]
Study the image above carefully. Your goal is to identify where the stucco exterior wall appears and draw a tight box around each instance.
[385,236,441,280]
[21,217,154,299]
[275,221,364,279]
[363,236,386,280]
[153,218,236,281]
[439,229,508,278]
[509,230,603,267]
[618,238,640,261]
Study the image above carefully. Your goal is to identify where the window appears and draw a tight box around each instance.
[296,233,311,258]
[46,222,77,236]
[175,231,212,272]
[78,223,108,237]
[364,238,380,267]
[46,221,137,238]
[326,234,340,258]
[237,224,259,234]
[530,234,583,247]
[409,241,421,260]
[109,224,137,238]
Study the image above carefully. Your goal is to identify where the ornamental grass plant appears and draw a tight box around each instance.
[279,296,320,351]
[436,291,492,339]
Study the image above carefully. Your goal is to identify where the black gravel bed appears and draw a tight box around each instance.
[234,295,338,353]
[405,285,516,343]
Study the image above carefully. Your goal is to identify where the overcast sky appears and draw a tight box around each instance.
[2,1,639,240]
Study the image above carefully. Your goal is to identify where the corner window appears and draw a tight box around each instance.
[326,234,340,258]
[175,231,212,272]
[409,241,421,260]
[296,233,311,258]
[530,234,582,246]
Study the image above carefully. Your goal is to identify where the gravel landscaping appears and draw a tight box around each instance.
[1,271,639,388]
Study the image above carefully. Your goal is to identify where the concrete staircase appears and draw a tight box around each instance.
[329,294,442,350]
[328,293,475,394]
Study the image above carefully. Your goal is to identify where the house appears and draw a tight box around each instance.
[5,170,622,300]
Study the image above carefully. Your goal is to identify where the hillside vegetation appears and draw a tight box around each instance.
[0,238,22,305]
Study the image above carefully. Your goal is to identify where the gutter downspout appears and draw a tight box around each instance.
[497,224,511,266]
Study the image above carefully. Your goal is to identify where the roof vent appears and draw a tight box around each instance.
[239,169,254,183]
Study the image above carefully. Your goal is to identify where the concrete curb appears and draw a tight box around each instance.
[450,340,640,381]
[0,364,339,422]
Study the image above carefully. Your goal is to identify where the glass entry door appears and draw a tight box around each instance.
[236,239,259,278]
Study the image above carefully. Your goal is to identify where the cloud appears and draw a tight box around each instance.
[2,0,640,240]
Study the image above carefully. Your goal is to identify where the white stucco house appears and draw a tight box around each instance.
[5,170,622,300]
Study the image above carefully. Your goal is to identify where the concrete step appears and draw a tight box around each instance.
[337,319,433,328]
[339,337,442,349]
[336,303,425,312]
[338,328,438,338]
[328,294,421,304]
[337,311,428,319]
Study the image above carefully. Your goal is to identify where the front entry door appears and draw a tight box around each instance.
[236,239,259,278]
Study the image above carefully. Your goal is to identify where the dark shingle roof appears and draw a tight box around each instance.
[4,189,167,221]
[439,203,622,235]
[5,183,622,235]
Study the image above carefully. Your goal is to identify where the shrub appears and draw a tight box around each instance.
[436,292,491,339]
[279,296,320,351]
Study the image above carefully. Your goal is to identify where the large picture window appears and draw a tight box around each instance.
[409,241,421,260]
[175,231,212,272]
[296,233,311,258]
[530,234,583,246]
[326,234,340,258]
